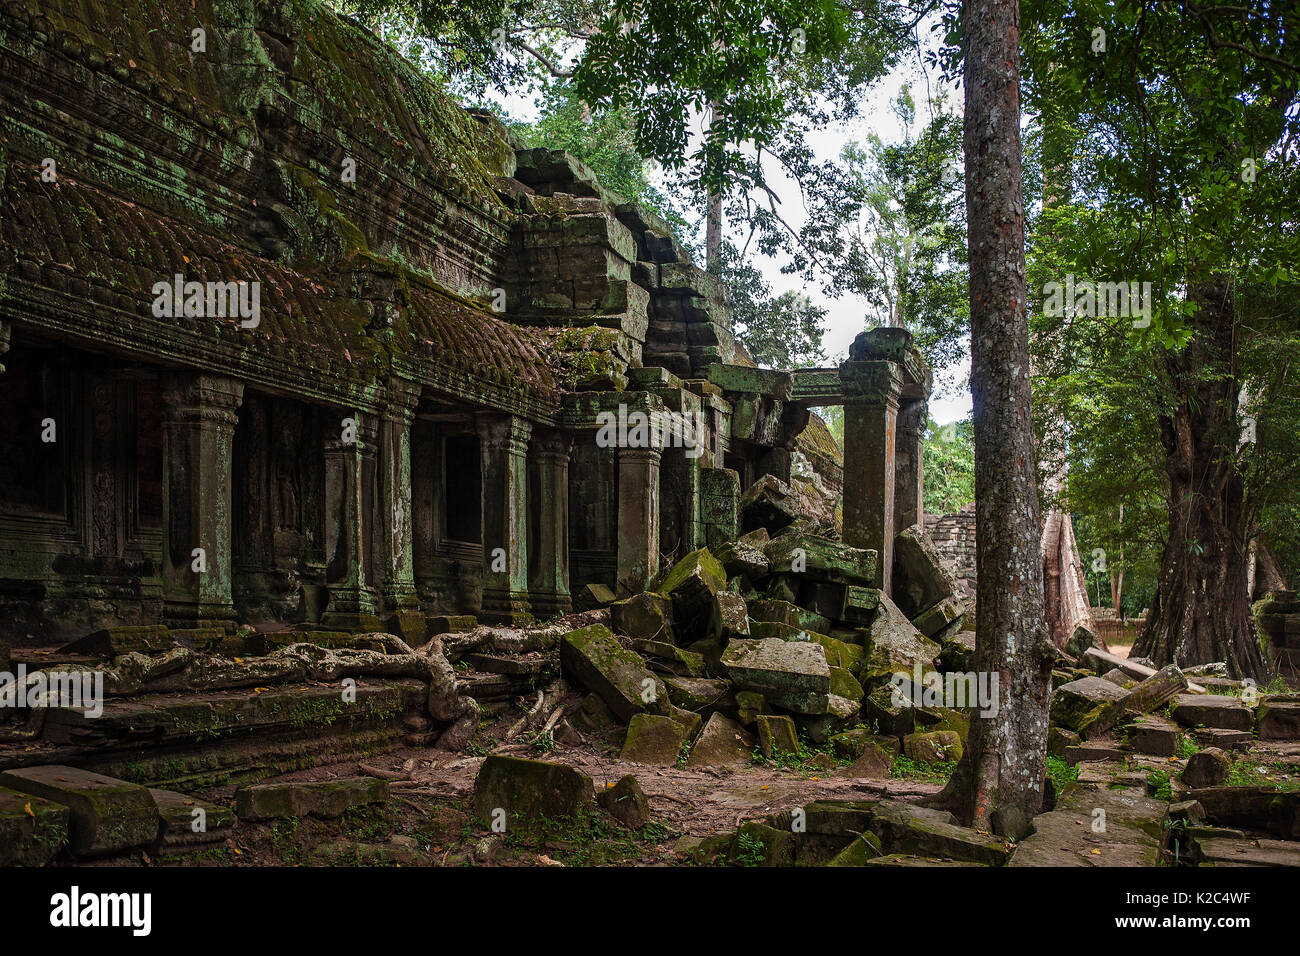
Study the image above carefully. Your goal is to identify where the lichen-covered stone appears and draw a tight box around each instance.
[620,714,691,765]
[1181,747,1231,788]
[892,523,963,620]
[0,785,69,865]
[721,638,831,715]
[561,624,666,722]
[686,713,754,768]
[663,676,732,713]
[611,592,675,643]
[1170,694,1254,731]
[472,756,595,829]
[0,765,158,858]
[658,548,727,638]
[1049,676,1129,732]
[860,593,941,687]
[597,775,650,829]
[755,714,800,758]
[903,730,963,764]
[709,591,750,643]
[236,777,389,821]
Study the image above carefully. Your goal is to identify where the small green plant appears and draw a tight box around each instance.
[734,831,766,867]
[1177,734,1201,759]
[1147,770,1173,801]
[891,755,958,782]
[529,730,557,754]
[1045,755,1079,791]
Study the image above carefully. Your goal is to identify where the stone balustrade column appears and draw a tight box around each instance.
[322,410,380,623]
[529,429,573,617]
[617,445,662,595]
[895,397,928,532]
[478,413,532,624]
[161,373,244,621]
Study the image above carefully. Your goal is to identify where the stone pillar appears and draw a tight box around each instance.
[161,373,244,621]
[0,319,9,374]
[617,445,662,595]
[478,414,532,624]
[322,410,380,623]
[529,429,573,617]
[839,359,903,593]
[895,397,927,532]
[379,381,422,636]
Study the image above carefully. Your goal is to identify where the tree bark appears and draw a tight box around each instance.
[922,0,1055,840]
[1132,279,1269,682]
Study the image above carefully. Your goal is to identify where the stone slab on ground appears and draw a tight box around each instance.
[755,714,800,759]
[1258,700,1300,740]
[1171,694,1254,731]
[1009,783,1167,867]
[1193,835,1300,866]
[149,788,235,849]
[1126,716,1181,757]
[0,765,159,858]
[1050,676,1129,732]
[686,713,754,768]
[620,714,691,765]
[472,756,595,829]
[235,777,389,821]
[0,785,70,865]
[1188,786,1300,840]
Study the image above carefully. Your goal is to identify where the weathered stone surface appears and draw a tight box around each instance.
[597,775,650,829]
[620,714,690,765]
[1047,726,1081,757]
[808,797,1010,866]
[738,474,803,533]
[0,785,69,865]
[756,714,800,758]
[826,831,885,865]
[659,548,727,638]
[911,597,964,639]
[1100,668,1133,687]
[1258,700,1300,740]
[728,820,796,865]
[1009,784,1167,867]
[473,756,596,828]
[236,777,388,821]
[0,766,158,858]
[765,532,878,587]
[844,740,895,777]
[709,591,750,643]
[686,713,754,768]
[1171,694,1254,731]
[149,789,235,848]
[860,593,941,686]
[863,684,917,739]
[1080,664,1189,739]
[1066,624,1100,658]
[1192,727,1254,750]
[575,583,617,611]
[735,690,766,727]
[721,638,831,714]
[1049,676,1129,732]
[1193,835,1300,866]
[632,638,707,677]
[892,523,963,620]
[61,624,172,656]
[663,676,732,713]
[714,539,769,579]
[829,665,864,702]
[903,730,963,764]
[938,628,977,673]
[1181,747,1231,788]
[1126,715,1180,756]
[611,592,675,643]
[1064,741,1125,765]
[842,585,881,625]
[560,624,666,722]
[1188,787,1300,840]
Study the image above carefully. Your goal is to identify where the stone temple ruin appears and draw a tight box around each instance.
[1,0,1298,869]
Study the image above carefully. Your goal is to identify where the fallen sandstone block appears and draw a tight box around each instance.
[722,638,831,714]
[561,624,667,722]
[621,714,691,765]
[0,765,159,858]
[472,756,595,829]
[687,713,754,768]
[0,785,69,866]
[236,777,389,821]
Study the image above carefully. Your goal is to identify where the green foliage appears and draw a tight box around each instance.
[1045,755,1079,792]
[716,241,826,368]
[923,416,974,515]
[734,831,767,867]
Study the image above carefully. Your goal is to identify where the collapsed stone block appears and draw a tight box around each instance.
[708,591,750,643]
[1257,699,1300,739]
[236,777,389,821]
[764,532,878,588]
[860,593,941,687]
[686,713,754,768]
[663,676,732,713]
[1170,694,1254,731]
[658,548,727,640]
[561,624,666,722]
[0,766,159,858]
[755,714,800,758]
[892,523,964,621]
[1181,747,1231,789]
[721,638,831,715]
[1049,676,1129,733]
[597,775,650,829]
[0,785,69,866]
[620,714,691,765]
[611,592,675,643]
[473,755,596,829]
[150,788,236,849]
[903,730,963,764]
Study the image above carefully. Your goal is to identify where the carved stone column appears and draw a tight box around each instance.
[322,410,380,624]
[529,429,573,617]
[617,445,662,595]
[161,373,244,621]
[379,380,422,638]
[895,396,928,532]
[840,358,903,593]
[478,413,532,624]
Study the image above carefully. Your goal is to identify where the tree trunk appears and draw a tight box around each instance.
[705,100,722,273]
[923,0,1055,840]
[1132,280,1268,682]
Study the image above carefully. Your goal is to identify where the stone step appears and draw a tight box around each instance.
[1009,784,1167,866]
[1171,694,1254,731]
[0,765,158,858]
